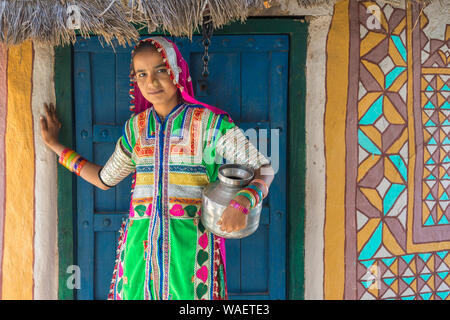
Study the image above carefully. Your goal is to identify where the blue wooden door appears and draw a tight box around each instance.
[74,35,288,300]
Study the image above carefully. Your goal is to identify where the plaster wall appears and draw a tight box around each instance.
[304,14,332,300]
[32,42,58,300]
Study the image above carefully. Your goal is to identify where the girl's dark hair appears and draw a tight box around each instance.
[130,40,159,76]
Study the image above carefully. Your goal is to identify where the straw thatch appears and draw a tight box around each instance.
[0,0,330,48]
[0,0,135,47]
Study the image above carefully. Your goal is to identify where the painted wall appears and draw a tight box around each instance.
[0,40,58,300]
[318,0,450,299]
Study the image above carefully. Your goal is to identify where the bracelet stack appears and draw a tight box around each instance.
[251,179,269,199]
[234,179,269,211]
[58,148,88,176]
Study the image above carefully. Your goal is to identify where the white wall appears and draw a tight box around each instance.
[304,14,332,300]
[32,41,59,300]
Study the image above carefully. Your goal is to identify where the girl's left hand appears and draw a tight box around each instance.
[217,195,250,233]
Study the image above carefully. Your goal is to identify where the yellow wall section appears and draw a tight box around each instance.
[2,40,34,299]
[324,0,349,300]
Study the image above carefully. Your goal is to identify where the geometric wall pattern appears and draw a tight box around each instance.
[421,71,450,226]
[358,251,450,300]
[421,45,450,227]
[349,0,450,300]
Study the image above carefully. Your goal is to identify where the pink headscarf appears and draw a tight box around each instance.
[129,36,233,124]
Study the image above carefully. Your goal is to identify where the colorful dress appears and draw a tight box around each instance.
[102,102,270,300]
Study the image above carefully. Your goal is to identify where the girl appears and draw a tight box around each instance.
[40,36,274,300]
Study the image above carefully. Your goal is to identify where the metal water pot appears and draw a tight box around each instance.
[201,164,262,239]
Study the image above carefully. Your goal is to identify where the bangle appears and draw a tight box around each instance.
[251,179,269,198]
[244,186,260,206]
[60,149,74,166]
[69,154,81,168]
[236,190,256,208]
[71,156,83,174]
[59,148,70,163]
[236,190,255,208]
[246,185,263,204]
[229,199,249,215]
[58,149,72,166]
[75,159,88,176]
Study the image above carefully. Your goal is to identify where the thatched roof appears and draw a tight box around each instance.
[0,0,330,48]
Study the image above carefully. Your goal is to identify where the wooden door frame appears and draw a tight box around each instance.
[55,18,308,300]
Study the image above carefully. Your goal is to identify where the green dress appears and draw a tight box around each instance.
[104,102,269,300]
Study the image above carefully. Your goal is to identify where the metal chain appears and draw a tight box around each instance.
[201,4,213,79]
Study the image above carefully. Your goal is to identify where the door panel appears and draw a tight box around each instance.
[74,35,288,300]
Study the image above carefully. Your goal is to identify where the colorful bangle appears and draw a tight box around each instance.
[252,183,267,199]
[65,152,78,167]
[236,190,256,208]
[69,154,81,168]
[236,191,254,208]
[71,155,83,169]
[60,149,74,166]
[74,158,88,176]
[58,149,71,165]
[59,148,70,163]
[73,158,87,176]
[246,185,263,204]
[244,186,261,206]
[60,149,74,167]
[229,199,249,215]
[251,179,269,198]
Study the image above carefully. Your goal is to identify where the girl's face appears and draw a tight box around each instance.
[132,49,179,109]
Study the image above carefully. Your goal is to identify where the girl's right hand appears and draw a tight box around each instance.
[40,102,62,147]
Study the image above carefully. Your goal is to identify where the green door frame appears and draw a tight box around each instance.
[55,18,308,300]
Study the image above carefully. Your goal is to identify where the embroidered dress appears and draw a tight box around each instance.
[101,36,270,300]
[104,102,269,300]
